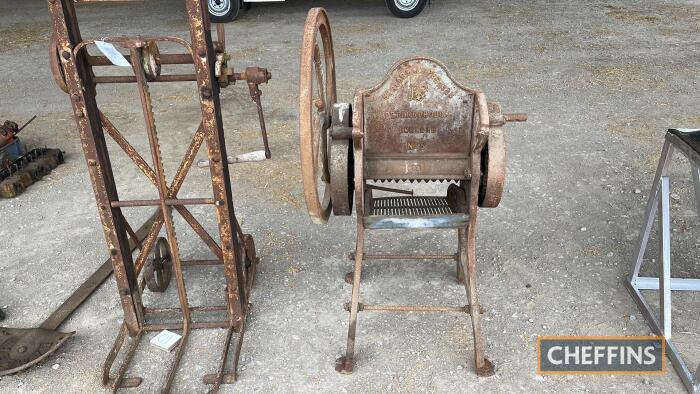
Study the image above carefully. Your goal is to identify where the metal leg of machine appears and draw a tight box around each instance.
[46,0,269,391]
[297,8,526,376]
[626,129,700,394]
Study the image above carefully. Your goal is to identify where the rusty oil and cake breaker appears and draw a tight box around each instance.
[298,8,527,376]
[0,116,64,198]
[10,0,277,391]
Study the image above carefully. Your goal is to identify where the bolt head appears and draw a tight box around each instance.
[200,86,213,99]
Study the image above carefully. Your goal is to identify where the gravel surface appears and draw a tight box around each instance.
[1,0,699,392]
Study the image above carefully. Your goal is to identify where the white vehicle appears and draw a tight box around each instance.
[207,0,428,22]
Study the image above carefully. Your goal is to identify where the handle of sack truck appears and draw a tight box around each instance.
[196,150,267,168]
[503,113,528,122]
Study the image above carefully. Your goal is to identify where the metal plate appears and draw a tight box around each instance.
[360,58,478,181]
[0,328,73,376]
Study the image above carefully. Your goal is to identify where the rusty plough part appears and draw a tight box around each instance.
[298,8,527,376]
[0,216,154,377]
[42,0,268,392]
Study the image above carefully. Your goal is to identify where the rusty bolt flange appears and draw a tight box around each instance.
[200,86,212,100]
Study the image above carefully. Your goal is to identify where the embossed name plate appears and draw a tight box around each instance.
[360,58,478,181]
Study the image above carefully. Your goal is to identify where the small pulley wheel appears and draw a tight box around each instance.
[299,8,337,224]
[144,237,173,292]
[330,139,354,215]
[330,103,354,216]
[478,103,507,208]
[49,35,68,94]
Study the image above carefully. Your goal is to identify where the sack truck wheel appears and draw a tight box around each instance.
[385,0,428,18]
[208,0,241,23]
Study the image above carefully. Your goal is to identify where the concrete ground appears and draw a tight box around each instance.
[1,0,699,392]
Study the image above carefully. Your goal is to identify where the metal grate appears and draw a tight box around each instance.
[370,196,453,216]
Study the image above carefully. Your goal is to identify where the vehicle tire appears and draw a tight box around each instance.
[385,0,427,18]
[208,0,241,23]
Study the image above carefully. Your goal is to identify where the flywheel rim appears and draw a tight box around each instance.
[299,8,337,224]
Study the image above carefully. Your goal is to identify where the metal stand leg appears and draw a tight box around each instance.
[691,162,700,394]
[658,176,672,338]
[629,140,673,283]
[456,230,465,284]
[691,162,700,216]
[459,227,494,376]
[626,136,700,393]
[336,226,365,374]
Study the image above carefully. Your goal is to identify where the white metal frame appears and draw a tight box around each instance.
[626,129,700,393]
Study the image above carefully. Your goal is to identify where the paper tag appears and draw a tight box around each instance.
[150,330,182,352]
[94,41,131,67]
[231,150,266,163]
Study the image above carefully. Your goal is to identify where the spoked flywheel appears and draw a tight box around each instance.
[299,8,337,224]
[143,237,173,293]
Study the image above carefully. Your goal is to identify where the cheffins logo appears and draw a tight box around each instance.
[537,336,665,374]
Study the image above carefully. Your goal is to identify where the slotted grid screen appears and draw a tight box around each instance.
[370,196,453,216]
